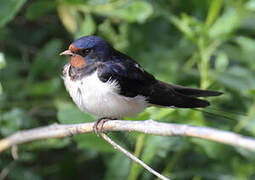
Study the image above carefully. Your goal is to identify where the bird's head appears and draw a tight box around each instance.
[60,35,111,68]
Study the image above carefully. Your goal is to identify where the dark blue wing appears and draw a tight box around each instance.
[97,59,156,97]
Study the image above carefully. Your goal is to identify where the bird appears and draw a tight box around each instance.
[60,35,222,134]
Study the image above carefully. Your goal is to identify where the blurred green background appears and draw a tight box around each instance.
[1,0,255,179]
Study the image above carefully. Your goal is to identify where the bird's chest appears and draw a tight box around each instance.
[63,65,147,118]
[64,67,118,110]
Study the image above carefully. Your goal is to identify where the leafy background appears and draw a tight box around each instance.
[1,0,255,179]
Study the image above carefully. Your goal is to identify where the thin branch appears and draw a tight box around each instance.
[1,120,255,153]
[11,145,18,160]
[0,161,14,180]
[101,133,170,180]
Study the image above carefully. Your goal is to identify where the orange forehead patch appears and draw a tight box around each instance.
[69,44,81,53]
[70,55,86,68]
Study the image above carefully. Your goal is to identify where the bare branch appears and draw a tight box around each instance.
[11,145,18,160]
[0,161,14,180]
[0,120,255,153]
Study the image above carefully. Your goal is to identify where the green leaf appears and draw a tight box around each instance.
[209,8,240,39]
[105,152,131,179]
[56,101,96,124]
[25,0,56,20]
[86,0,108,6]
[249,89,255,97]
[245,0,255,11]
[112,1,153,23]
[206,0,223,28]
[0,52,5,95]
[61,0,88,5]
[0,83,2,95]
[169,14,203,42]
[31,78,61,96]
[150,108,175,121]
[98,21,129,51]
[0,52,6,69]
[1,109,22,136]
[215,52,229,72]
[74,133,115,152]
[214,66,255,92]
[24,138,71,150]
[192,138,226,159]
[235,147,255,161]
[141,136,179,162]
[128,136,185,180]
[235,103,255,135]
[82,1,152,23]
[76,14,96,38]
[17,152,37,162]
[226,36,255,68]
[235,36,255,53]
[0,108,36,136]
[0,0,27,27]
[29,39,63,79]
[8,165,42,180]
[57,3,78,33]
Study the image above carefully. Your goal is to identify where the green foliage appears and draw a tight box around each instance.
[107,1,153,23]
[0,0,27,27]
[56,100,96,124]
[1,0,255,179]
[1,108,34,136]
[25,0,56,20]
[0,52,5,94]
[76,14,96,37]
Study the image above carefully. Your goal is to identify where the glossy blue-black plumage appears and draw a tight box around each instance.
[72,36,108,50]
[72,36,111,61]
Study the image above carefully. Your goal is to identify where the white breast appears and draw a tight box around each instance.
[63,65,147,118]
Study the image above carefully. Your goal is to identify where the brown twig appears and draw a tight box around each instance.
[0,120,255,153]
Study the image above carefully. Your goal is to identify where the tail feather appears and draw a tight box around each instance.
[148,81,221,108]
[161,81,223,97]
[170,94,210,108]
[149,91,210,108]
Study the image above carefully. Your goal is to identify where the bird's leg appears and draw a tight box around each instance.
[93,117,116,136]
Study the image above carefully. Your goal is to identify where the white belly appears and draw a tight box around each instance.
[63,65,147,118]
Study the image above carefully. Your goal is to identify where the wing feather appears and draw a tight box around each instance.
[97,50,222,108]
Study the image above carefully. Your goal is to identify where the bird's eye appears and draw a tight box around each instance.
[79,48,91,56]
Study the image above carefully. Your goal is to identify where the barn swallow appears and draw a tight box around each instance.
[60,35,222,134]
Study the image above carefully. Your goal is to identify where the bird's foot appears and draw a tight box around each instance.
[93,117,116,136]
